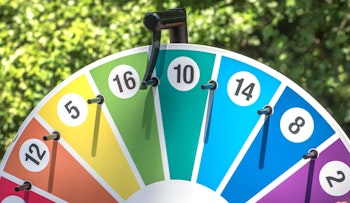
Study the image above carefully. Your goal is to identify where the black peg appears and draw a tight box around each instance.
[15,181,32,192]
[140,77,159,89]
[258,105,273,169]
[87,95,104,104]
[303,149,318,160]
[43,131,60,141]
[202,80,217,143]
[258,106,273,116]
[201,80,217,90]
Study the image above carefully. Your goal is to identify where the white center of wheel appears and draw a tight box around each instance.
[125,180,228,203]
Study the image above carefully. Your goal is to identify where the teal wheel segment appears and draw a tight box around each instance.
[220,87,335,202]
[196,56,281,190]
[155,48,216,180]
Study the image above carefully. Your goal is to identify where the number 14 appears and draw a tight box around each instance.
[234,78,255,101]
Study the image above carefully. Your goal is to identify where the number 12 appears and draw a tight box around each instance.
[25,143,47,166]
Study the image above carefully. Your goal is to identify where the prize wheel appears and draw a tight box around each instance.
[0,44,350,203]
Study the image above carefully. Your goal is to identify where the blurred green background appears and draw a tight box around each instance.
[1,0,349,160]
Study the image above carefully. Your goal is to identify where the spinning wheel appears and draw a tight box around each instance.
[0,43,349,203]
[1,8,350,203]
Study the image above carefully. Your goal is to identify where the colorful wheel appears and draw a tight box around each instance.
[0,44,349,203]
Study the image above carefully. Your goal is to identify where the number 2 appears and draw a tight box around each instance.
[326,171,346,188]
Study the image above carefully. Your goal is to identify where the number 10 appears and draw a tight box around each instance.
[174,64,194,84]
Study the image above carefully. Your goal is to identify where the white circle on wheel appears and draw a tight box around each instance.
[319,160,350,196]
[126,180,227,203]
[19,138,50,172]
[2,195,25,203]
[57,93,88,127]
[167,56,200,91]
[227,71,261,106]
[108,65,140,99]
[280,107,314,143]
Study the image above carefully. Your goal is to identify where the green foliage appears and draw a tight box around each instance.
[179,0,350,128]
[0,0,156,158]
[1,0,349,159]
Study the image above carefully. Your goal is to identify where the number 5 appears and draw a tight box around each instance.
[64,100,80,119]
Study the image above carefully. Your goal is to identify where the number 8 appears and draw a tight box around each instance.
[288,116,305,134]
